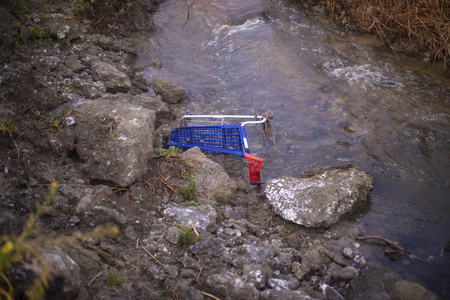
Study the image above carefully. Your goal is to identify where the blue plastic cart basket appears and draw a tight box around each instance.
[166,113,272,185]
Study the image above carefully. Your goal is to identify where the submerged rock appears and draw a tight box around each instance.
[394,280,438,300]
[152,77,187,104]
[264,167,373,227]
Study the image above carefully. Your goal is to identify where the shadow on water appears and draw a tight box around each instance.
[136,0,450,296]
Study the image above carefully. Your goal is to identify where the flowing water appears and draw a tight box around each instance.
[137,0,450,296]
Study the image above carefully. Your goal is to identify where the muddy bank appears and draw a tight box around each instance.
[0,0,441,299]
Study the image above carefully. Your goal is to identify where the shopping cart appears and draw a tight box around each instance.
[166,111,273,186]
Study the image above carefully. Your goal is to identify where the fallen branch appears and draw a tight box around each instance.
[200,291,221,300]
[191,224,200,240]
[139,241,164,267]
[84,243,139,269]
[196,266,203,281]
[88,271,103,286]
[355,235,424,261]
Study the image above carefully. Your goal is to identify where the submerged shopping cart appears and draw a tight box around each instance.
[166,111,274,187]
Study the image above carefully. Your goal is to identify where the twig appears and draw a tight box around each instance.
[84,244,139,269]
[355,235,424,261]
[196,266,203,281]
[88,271,103,286]
[200,291,221,300]
[13,140,20,162]
[282,232,298,240]
[135,238,140,250]
[191,224,199,240]
[139,241,164,267]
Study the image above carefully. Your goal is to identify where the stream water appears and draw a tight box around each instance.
[137,0,450,296]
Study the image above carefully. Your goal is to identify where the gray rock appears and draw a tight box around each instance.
[342,247,354,259]
[345,263,401,300]
[42,246,81,300]
[292,240,333,280]
[164,204,217,231]
[243,264,270,290]
[191,235,225,256]
[260,289,313,300]
[152,77,187,104]
[394,280,438,300]
[73,100,155,187]
[267,278,300,290]
[91,60,131,93]
[129,94,175,128]
[264,167,373,227]
[166,226,182,245]
[76,186,126,226]
[180,147,236,202]
[42,14,84,41]
[203,269,259,300]
[326,263,358,282]
[65,55,84,72]
[72,77,106,99]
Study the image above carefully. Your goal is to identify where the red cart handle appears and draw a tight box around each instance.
[244,153,263,186]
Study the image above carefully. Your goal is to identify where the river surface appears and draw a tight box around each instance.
[137,0,450,296]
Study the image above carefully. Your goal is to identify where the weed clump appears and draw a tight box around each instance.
[177,225,198,251]
[178,176,196,202]
[106,272,125,286]
[0,120,19,138]
[156,146,183,157]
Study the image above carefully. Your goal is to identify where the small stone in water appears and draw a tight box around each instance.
[343,247,354,259]
[383,248,401,260]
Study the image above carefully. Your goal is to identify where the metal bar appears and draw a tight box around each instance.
[181,114,267,126]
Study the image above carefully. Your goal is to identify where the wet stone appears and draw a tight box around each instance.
[342,247,354,259]
[383,248,401,260]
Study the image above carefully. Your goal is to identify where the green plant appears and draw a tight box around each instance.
[108,122,122,143]
[178,176,196,202]
[55,7,64,14]
[12,33,26,51]
[9,1,29,19]
[0,182,119,299]
[0,121,19,138]
[29,24,51,41]
[106,272,125,286]
[177,225,197,251]
[156,146,183,157]
[57,38,70,50]
[73,0,95,19]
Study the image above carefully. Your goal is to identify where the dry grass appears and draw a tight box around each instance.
[327,0,450,68]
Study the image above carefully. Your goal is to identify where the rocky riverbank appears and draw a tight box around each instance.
[0,0,440,299]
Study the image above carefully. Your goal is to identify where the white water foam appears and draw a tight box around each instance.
[329,63,404,92]
[212,18,264,37]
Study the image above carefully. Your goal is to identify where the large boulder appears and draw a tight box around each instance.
[180,147,236,202]
[264,167,373,228]
[96,93,176,128]
[73,100,155,187]
[91,60,131,93]
[152,77,187,104]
